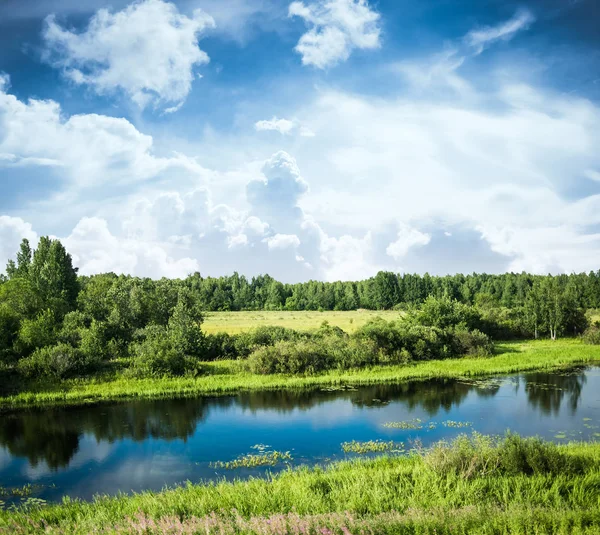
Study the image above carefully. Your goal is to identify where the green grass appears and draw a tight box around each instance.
[1,435,599,534]
[201,309,404,334]
[1,338,599,410]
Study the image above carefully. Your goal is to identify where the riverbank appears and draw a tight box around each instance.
[1,339,599,411]
[1,434,599,534]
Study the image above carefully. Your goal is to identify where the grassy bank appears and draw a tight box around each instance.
[1,434,599,534]
[202,310,404,334]
[1,339,599,411]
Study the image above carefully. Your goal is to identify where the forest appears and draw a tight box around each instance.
[1,237,599,382]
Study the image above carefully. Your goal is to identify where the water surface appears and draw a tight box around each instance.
[1,366,599,503]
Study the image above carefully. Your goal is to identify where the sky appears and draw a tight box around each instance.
[0,0,599,282]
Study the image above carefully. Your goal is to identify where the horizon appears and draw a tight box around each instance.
[1,0,600,283]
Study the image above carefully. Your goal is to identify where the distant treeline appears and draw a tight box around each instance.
[81,268,600,312]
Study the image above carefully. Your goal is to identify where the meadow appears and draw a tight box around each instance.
[201,309,404,334]
[1,434,599,534]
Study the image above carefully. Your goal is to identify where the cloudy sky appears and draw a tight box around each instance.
[1,0,599,281]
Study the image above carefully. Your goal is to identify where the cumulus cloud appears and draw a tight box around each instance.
[0,75,204,194]
[0,216,38,273]
[42,0,214,109]
[263,233,301,250]
[386,225,431,261]
[288,0,381,68]
[64,217,199,278]
[247,151,309,231]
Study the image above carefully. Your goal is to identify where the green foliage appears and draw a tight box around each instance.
[424,433,589,479]
[582,323,600,345]
[0,305,20,363]
[246,339,336,374]
[409,295,482,330]
[16,309,58,353]
[128,325,203,378]
[17,343,99,379]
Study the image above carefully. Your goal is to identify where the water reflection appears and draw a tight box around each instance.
[522,368,587,415]
[0,369,600,482]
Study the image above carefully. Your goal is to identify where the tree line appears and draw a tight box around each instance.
[0,237,598,382]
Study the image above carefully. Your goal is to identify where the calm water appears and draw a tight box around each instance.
[1,366,599,503]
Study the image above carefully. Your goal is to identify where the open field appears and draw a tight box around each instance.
[201,310,404,334]
[2,435,599,534]
[2,338,599,410]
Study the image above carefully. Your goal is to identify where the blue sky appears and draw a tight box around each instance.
[1,0,599,281]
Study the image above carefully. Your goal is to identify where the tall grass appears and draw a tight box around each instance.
[1,339,599,410]
[1,435,599,534]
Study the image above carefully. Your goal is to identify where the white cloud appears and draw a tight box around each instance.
[255,117,296,135]
[0,216,38,273]
[263,233,301,250]
[227,233,249,248]
[289,0,381,68]
[254,117,316,137]
[465,9,535,55]
[63,217,199,278]
[42,0,214,109]
[386,225,431,261]
[0,76,205,192]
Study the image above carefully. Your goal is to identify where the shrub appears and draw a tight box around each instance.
[582,323,600,345]
[451,327,493,357]
[246,339,335,374]
[234,326,302,358]
[17,343,99,379]
[203,332,239,361]
[424,433,588,480]
[128,325,203,378]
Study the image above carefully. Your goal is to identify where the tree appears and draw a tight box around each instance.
[29,237,79,313]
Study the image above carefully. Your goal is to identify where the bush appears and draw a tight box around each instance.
[203,332,239,361]
[582,323,600,345]
[128,325,203,378]
[451,327,493,357]
[17,343,100,379]
[424,433,588,480]
[246,339,335,375]
[246,335,381,375]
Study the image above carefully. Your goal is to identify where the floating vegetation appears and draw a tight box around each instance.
[383,419,472,430]
[320,385,357,392]
[250,444,271,451]
[211,450,292,469]
[383,419,423,430]
[442,420,473,428]
[341,440,404,454]
[0,484,44,499]
[554,433,567,439]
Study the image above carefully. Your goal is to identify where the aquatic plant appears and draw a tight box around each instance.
[383,419,423,429]
[442,420,473,428]
[210,450,292,469]
[341,440,404,454]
